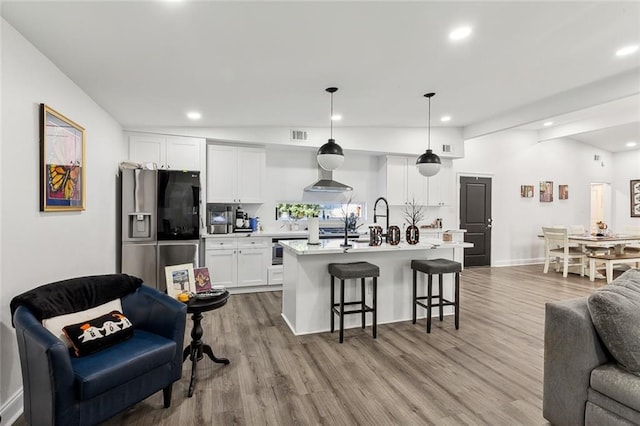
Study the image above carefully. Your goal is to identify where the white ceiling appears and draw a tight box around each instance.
[2,1,639,152]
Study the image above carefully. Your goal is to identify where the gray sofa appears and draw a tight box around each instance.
[543,269,640,425]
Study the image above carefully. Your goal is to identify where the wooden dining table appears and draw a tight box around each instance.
[567,234,640,255]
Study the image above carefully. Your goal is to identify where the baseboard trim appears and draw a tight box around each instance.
[1,388,23,425]
[493,258,544,267]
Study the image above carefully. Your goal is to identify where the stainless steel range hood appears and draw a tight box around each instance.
[304,166,353,193]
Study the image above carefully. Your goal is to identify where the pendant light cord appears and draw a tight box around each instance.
[428,95,431,150]
[424,92,435,151]
[330,91,334,140]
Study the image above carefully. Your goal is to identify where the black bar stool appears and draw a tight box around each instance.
[411,258,461,333]
[328,261,379,343]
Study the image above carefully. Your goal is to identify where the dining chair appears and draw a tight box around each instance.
[542,227,586,278]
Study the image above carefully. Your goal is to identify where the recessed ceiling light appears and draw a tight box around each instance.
[543,121,554,127]
[331,114,342,121]
[626,141,637,147]
[187,111,201,120]
[616,44,639,57]
[449,26,472,41]
[440,116,451,122]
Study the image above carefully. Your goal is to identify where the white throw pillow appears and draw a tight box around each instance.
[42,299,123,347]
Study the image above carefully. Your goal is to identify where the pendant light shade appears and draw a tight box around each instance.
[317,87,344,171]
[416,92,441,177]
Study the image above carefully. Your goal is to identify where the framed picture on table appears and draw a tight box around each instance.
[193,267,212,293]
[631,180,640,217]
[165,263,195,299]
[40,104,85,212]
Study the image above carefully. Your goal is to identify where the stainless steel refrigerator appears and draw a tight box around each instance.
[121,168,200,292]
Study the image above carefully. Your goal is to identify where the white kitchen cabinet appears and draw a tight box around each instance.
[236,237,269,287]
[407,161,427,205]
[205,236,270,288]
[381,155,452,206]
[426,165,453,206]
[207,145,265,203]
[205,248,237,287]
[383,156,408,205]
[128,133,203,171]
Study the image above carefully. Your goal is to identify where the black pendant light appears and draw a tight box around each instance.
[317,87,344,171]
[416,92,441,177]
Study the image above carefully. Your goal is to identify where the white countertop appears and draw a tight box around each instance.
[203,230,308,239]
[203,228,465,239]
[279,238,472,255]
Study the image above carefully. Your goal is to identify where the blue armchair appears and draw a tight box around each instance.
[11,274,187,425]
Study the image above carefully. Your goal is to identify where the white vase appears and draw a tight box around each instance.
[308,217,320,244]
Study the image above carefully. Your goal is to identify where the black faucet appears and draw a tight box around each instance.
[373,197,389,235]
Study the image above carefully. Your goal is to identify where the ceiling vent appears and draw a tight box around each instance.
[290,129,309,142]
[442,144,452,153]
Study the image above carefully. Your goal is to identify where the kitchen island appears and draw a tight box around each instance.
[280,238,473,335]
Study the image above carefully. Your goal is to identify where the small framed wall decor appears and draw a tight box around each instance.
[520,185,534,198]
[559,185,569,200]
[165,263,195,299]
[40,104,85,211]
[631,180,640,217]
[540,181,553,202]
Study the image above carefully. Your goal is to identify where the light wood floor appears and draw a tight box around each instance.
[16,265,611,425]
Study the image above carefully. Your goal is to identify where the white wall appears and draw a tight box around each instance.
[612,149,640,233]
[246,146,381,231]
[0,19,127,423]
[453,130,615,266]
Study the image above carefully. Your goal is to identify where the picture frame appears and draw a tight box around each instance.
[165,263,195,299]
[40,104,86,211]
[193,267,212,293]
[631,179,640,217]
[520,185,534,198]
[540,181,553,202]
[559,184,569,200]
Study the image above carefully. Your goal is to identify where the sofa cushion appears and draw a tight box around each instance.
[42,299,123,347]
[70,329,176,400]
[63,310,133,357]
[585,400,640,426]
[587,269,640,374]
[591,363,640,412]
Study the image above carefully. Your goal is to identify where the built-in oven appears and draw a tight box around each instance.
[272,239,284,265]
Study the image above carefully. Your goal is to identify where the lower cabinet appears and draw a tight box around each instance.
[205,237,270,288]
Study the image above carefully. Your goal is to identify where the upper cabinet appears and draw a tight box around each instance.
[207,144,265,203]
[380,155,453,206]
[128,133,203,171]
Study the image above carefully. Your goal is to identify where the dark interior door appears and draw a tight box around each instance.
[460,176,492,266]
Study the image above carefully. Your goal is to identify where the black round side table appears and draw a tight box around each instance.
[182,291,230,397]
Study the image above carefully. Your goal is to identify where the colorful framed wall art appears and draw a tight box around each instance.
[40,104,85,211]
[520,185,534,198]
[559,185,569,200]
[540,181,553,202]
